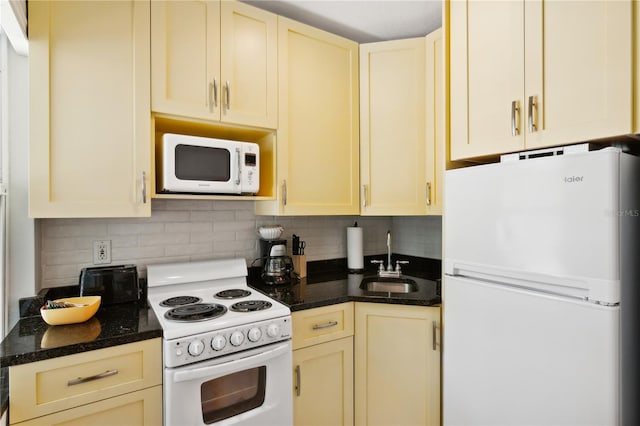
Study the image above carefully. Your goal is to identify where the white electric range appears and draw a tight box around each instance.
[147,258,293,426]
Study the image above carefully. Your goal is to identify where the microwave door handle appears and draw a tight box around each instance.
[235,148,241,186]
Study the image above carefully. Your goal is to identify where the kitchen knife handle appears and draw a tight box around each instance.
[511,100,520,136]
[528,95,537,133]
[432,320,437,351]
[141,171,147,204]
[68,369,118,386]
[295,365,301,396]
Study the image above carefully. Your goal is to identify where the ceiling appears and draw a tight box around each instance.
[241,0,443,43]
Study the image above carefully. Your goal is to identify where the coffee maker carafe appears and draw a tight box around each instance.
[260,239,293,285]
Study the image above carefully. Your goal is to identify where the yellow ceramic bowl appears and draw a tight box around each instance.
[40,296,101,326]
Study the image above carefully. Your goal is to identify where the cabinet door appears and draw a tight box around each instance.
[151,0,220,121]
[425,28,444,215]
[355,303,440,426]
[274,17,359,215]
[449,0,525,160]
[13,386,162,426]
[524,0,633,149]
[360,38,427,216]
[220,1,277,128]
[293,337,354,426]
[29,0,151,218]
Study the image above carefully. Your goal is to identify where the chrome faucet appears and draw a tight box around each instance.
[370,230,408,277]
[386,230,392,272]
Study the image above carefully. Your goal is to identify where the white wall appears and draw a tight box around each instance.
[5,35,33,329]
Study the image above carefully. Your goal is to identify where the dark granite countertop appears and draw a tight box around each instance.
[249,255,442,311]
[0,303,162,368]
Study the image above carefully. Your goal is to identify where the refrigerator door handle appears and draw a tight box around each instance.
[444,260,619,305]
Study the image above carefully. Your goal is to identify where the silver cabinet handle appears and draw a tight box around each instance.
[312,321,338,330]
[528,95,537,133]
[68,369,118,386]
[426,182,432,206]
[282,180,287,207]
[225,81,230,110]
[141,171,147,204]
[295,365,301,396]
[511,100,520,136]
[208,79,218,112]
[362,185,368,208]
[432,320,437,351]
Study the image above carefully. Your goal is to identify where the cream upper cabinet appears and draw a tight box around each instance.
[425,28,445,215]
[29,0,151,218]
[360,30,445,216]
[360,38,427,216]
[151,0,277,129]
[255,17,360,216]
[355,303,440,426]
[449,0,634,160]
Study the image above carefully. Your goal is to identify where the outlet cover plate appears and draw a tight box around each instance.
[93,240,111,264]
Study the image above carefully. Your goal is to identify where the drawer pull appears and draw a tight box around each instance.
[67,369,118,386]
[295,365,301,396]
[312,321,338,330]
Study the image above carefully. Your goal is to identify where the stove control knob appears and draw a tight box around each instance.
[248,327,262,342]
[267,323,280,338]
[211,335,227,351]
[188,340,205,357]
[230,331,245,346]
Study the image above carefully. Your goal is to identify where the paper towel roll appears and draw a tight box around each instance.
[347,226,364,272]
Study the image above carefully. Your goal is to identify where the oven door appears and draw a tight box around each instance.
[164,341,292,426]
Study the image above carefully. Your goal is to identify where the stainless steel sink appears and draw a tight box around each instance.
[359,276,418,293]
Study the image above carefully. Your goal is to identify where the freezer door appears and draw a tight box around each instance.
[443,275,619,425]
[444,148,624,303]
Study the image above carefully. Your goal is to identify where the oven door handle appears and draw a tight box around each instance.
[172,342,291,383]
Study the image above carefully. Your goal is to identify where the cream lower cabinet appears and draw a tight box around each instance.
[360,29,444,216]
[9,339,162,425]
[449,0,634,161]
[255,17,360,216]
[28,0,151,218]
[292,303,355,426]
[151,0,277,128]
[355,303,441,426]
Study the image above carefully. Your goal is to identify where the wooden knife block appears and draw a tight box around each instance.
[292,255,307,278]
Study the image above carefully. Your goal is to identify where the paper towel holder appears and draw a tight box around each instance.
[347,222,364,274]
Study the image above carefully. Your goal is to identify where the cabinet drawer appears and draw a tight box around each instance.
[9,338,162,424]
[13,386,162,426]
[292,303,354,349]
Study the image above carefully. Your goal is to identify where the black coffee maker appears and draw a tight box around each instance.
[260,239,293,285]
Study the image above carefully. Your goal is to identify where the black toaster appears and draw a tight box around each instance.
[79,265,139,305]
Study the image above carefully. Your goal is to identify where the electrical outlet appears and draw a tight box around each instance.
[93,240,111,264]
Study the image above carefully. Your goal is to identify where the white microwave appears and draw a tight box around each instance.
[158,133,259,195]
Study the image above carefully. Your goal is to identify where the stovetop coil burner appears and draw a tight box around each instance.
[160,295,202,307]
[230,300,272,312]
[165,303,227,322]
[215,289,252,299]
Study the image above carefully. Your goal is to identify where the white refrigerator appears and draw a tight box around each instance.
[443,145,639,425]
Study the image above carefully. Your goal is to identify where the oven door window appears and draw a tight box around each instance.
[201,366,266,424]
[175,144,230,182]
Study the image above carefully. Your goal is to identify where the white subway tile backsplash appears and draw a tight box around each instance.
[37,200,442,290]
